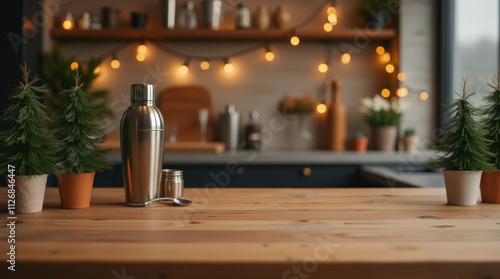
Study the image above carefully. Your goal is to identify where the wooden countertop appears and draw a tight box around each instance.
[1,188,499,278]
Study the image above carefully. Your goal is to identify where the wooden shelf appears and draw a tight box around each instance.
[50,28,397,41]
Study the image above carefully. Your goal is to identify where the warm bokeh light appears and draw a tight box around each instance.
[111,59,120,69]
[420,91,429,100]
[137,44,147,54]
[327,7,336,14]
[381,52,391,63]
[290,36,300,46]
[179,64,189,75]
[316,103,327,114]
[397,87,408,97]
[328,13,337,25]
[323,22,333,32]
[200,61,210,70]
[70,62,78,70]
[264,51,275,62]
[381,88,390,98]
[93,66,101,75]
[136,53,145,62]
[376,46,385,55]
[224,62,234,73]
[397,73,406,81]
[385,64,395,73]
[318,63,329,73]
[341,53,351,64]
[62,20,73,30]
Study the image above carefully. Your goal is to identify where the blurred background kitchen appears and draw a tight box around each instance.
[1,0,499,188]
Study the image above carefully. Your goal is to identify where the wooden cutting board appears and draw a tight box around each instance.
[101,132,225,154]
[158,85,215,142]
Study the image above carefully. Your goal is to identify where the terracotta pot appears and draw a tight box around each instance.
[370,126,397,151]
[8,174,48,214]
[480,170,500,203]
[402,135,419,153]
[254,5,270,30]
[56,172,95,209]
[350,137,369,153]
[443,170,482,206]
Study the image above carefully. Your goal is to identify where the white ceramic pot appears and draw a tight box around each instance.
[9,174,48,213]
[443,170,482,206]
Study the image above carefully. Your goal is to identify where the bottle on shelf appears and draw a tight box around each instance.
[178,1,198,29]
[236,2,251,29]
[244,110,262,151]
[327,80,346,151]
[254,5,270,30]
[79,12,91,30]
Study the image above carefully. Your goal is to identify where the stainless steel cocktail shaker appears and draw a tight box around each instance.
[120,84,165,206]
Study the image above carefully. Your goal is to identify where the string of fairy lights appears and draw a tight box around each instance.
[63,0,429,113]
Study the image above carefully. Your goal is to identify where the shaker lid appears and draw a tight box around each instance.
[162,169,183,178]
[131,84,155,102]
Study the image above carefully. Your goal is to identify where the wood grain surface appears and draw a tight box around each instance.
[0,188,499,279]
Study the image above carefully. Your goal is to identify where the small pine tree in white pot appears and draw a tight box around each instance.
[431,79,495,205]
[0,64,56,213]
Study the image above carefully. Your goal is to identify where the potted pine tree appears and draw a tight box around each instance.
[480,72,500,203]
[430,79,495,206]
[53,71,111,209]
[0,64,56,213]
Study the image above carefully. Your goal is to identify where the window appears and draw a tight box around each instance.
[453,0,499,105]
[439,0,499,124]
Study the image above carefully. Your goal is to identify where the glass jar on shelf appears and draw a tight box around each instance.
[178,1,197,29]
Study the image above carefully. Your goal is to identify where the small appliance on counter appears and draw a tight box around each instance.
[243,110,262,150]
[219,104,241,151]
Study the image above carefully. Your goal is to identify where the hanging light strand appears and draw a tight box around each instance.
[71,0,339,71]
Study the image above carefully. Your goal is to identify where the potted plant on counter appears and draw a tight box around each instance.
[53,71,111,209]
[0,64,56,213]
[402,128,419,153]
[359,95,409,151]
[430,79,495,206]
[350,131,369,153]
[480,72,500,203]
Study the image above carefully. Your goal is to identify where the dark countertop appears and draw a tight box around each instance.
[107,150,437,165]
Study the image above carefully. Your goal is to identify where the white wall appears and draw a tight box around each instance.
[399,0,437,148]
[45,0,436,150]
